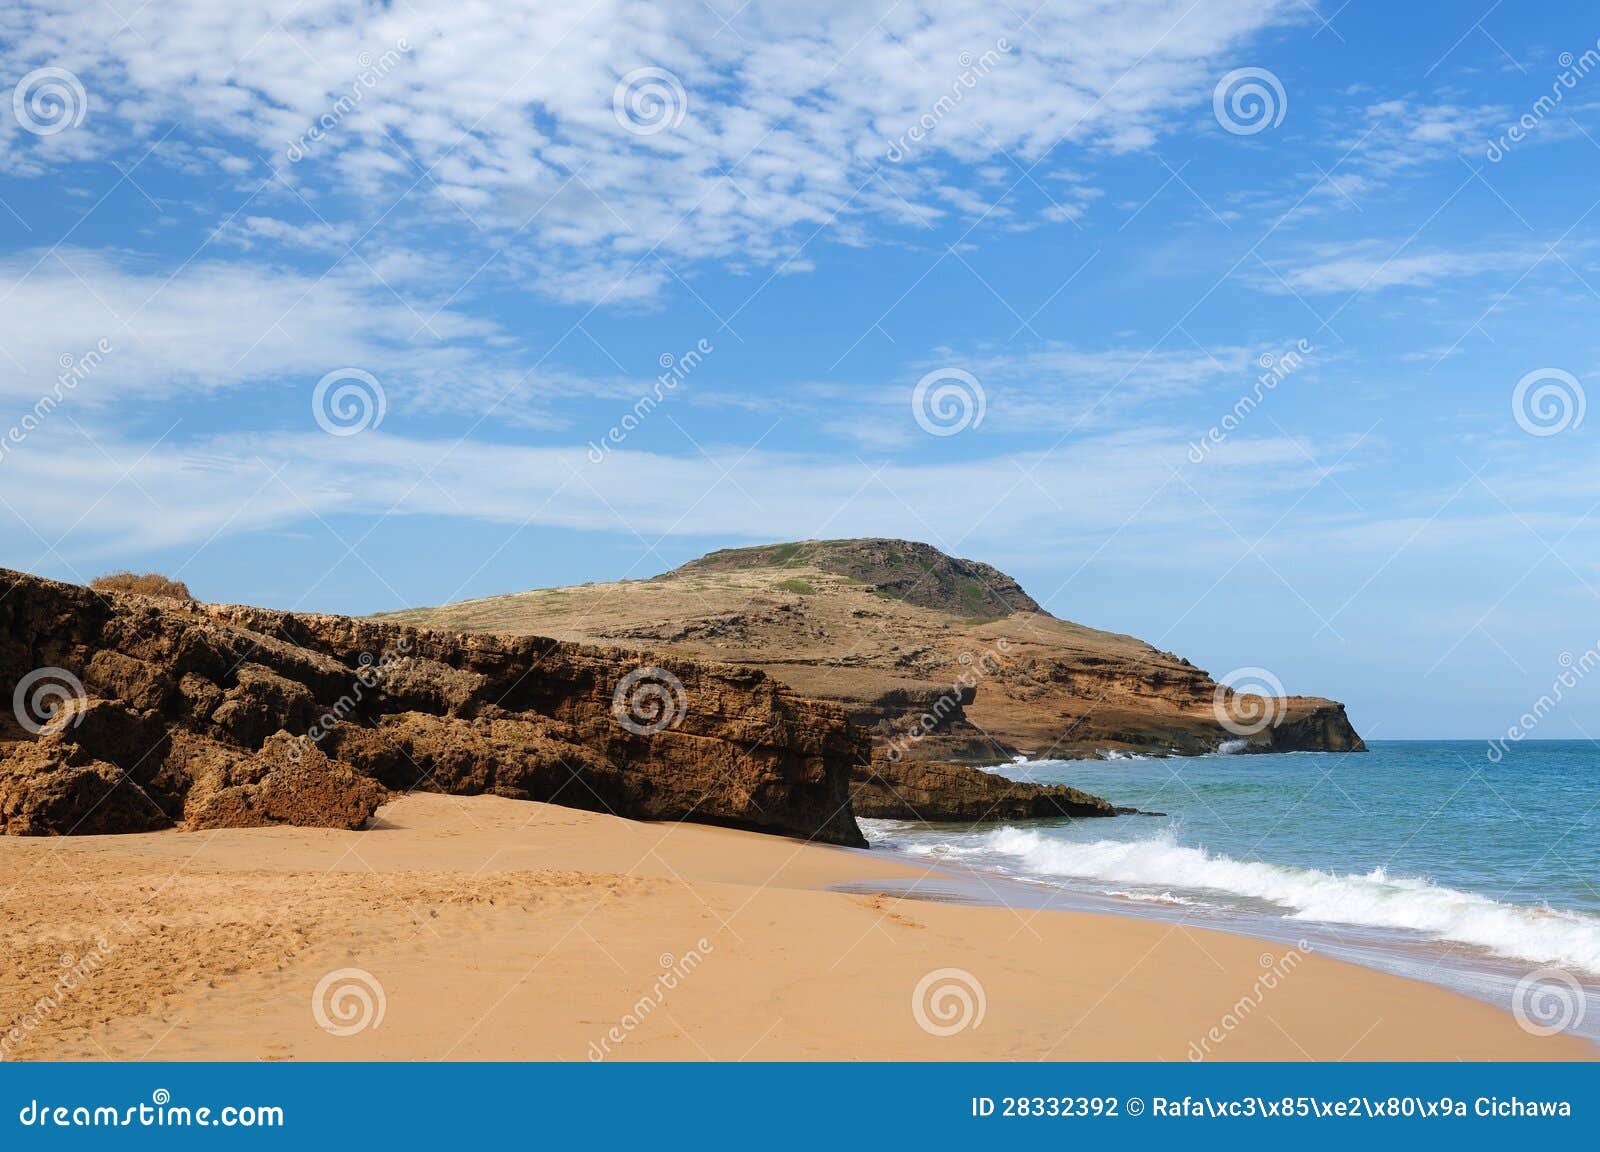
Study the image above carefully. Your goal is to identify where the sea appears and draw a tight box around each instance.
[857,740,1600,1044]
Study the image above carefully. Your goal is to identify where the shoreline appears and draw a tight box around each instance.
[1,794,1589,1062]
[936,745,1600,1035]
[832,852,1600,1050]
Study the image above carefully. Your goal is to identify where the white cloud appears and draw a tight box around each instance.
[703,341,1317,449]
[0,419,1337,563]
[1264,240,1548,295]
[1254,99,1507,222]
[1337,99,1507,175]
[216,215,359,253]
[0,249,623,422]
[0,0,1305,303]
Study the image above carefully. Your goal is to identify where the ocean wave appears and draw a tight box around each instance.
[1104,888,1211,908]
[980,827,1600,975]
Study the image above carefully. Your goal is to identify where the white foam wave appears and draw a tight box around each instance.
[1105,888,1210,908]
[981,827,1600,975]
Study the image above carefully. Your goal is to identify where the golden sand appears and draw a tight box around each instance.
[1,794,1587,1061]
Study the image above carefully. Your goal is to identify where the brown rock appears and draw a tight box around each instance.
[0,568,868,845]
[851,758,1119,822]
[0,743,169,835]
[184,734,387,830]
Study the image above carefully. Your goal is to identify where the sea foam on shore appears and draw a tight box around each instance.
[913,825,1600,975]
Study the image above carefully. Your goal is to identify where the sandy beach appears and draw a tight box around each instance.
[0,794,1587,1062]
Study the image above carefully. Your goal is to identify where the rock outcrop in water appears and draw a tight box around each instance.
[850,758,1121,821]
[0,569,868,845]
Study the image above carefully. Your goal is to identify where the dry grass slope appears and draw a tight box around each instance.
[90,571,194,601]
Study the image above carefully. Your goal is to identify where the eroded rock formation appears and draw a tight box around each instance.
[0,569,869,844]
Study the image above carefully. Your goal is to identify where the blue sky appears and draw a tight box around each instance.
[2,0,1599,740]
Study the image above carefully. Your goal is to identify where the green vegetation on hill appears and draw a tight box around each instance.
[665,538,1043,619]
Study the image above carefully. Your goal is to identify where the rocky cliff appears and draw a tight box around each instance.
[0,569,869,845]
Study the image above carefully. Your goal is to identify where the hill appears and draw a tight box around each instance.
[379,538,1364,764]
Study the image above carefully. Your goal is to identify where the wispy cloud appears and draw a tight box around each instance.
[0,419,1339,560]
[698,340,1321,450]
[0,250,626,423]
[1261,240,1551,295]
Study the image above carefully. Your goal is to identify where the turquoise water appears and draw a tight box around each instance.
[862,741,1600,1029]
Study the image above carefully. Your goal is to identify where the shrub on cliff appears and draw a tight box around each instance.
[90,571,195,601]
